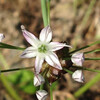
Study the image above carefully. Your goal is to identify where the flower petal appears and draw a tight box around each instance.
[39,25,52,43]
[72,70,84,83]
[34,74,45,86]
[49,42,72,51]
[35,55,44,74]
[36,90,48,100]
[21,25,39,47]
[71,52,84,66]
[0,33,5,42]
[20,46,37,58]
[45,52,62,70]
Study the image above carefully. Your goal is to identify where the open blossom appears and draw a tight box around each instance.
[72,70,84,83]
[36,90,48,100]
[71,52,84,66]
[20,25,71,74]
[34,74,45,86]
[0,33,5,42]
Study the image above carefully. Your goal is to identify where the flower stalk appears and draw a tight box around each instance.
[0,66,34,73]
[63,68,73,74]
[72,66,100,73]
[50,84,53,100]
[0,43,25,50]
[1,65,100,74]
[84,48,100,54]
[41,0,49,27]
[69,41,100,54]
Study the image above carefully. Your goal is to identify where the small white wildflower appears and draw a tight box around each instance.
[20,25,71,74]
[34,74,45,86]
[36,90,48,100]
[71,52,84,66]
[72,70,84,83]
[0,33,5,42]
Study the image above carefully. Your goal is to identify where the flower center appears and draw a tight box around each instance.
[38,44,48,53]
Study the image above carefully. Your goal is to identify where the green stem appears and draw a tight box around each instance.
[63,57,100,61]
[72,66,100,73]
[1,66,100,74]
[69,41,100,54]
[0,66,34,73]
[74,73,100,98]
[63,68,73,74]
[0,74,23,100]
[41,0,48,27]
[49,81,58,100]
[39,84,44,90]
[0,43,25,50]
[50,85,53,100]
[47,0,50,25]
[85,58,100,60]
[63,57,71,60]
[84,48,100,54]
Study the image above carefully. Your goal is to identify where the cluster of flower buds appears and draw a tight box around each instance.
[71,52,85,83]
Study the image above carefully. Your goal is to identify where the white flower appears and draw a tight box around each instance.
[36,90,48,100]
[0,33,5,42]
[34,74,45,86]
[72,70,84,83]
[71,52,84,66]
[20,25,71,74]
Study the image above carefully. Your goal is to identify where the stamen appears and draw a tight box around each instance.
[38,44,47,53]
[21,25,25,30]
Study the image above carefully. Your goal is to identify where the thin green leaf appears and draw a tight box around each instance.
[50,81,58,100]
[85,57,100,60]
[69,41,100,54]
[50,85,53,100]
[47,0,50,24]
[84,48,100,54]
[72,66,100,73]
[0,66,34,73]
[0,43,25,50]
[63,68,73,74]
[41,0,48,27]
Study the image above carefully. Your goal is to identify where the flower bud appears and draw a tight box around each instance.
[71,52,84,66]
[34,74,45,86]
[36,90,48,100]
[72,70,84,83]
[0,33,5,42]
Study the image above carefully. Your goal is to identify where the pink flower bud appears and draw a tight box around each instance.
[34,74,45,86]
[72,70,84,83]
[36,90,48,100]
[71,52,84,66]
